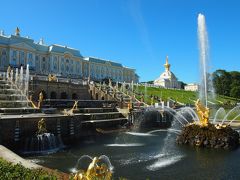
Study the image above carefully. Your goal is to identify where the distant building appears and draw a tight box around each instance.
[154,56,181,89]
[184,83,199,91]
[0,28,138,83]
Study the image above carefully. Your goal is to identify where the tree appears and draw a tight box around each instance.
[230,86,240,98]
[212,69,231,96]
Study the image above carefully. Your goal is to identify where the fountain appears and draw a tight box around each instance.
[72,155,113,180]
[176,14,239,149]
[23,118,64,155]
[198,13,215,107]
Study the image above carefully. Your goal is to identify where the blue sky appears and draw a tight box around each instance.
[0,0,239,83]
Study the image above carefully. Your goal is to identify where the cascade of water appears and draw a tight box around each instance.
[99,155,114,171]
[179,107,200,122]
[23,133,64,155]
[213,107,226,123]
[198,13,215,107]
[73,155,93,172]
[15,68,19,85]
[164,107,190,125]
[19,66,23,94]
[227,114,240,125]
[10,70,13,83]
[147,117,184,171]
[6,68,9,80]
[221,106,240,125]
[25,64,29,97]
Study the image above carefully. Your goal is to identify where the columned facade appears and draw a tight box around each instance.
[0,28,138,83]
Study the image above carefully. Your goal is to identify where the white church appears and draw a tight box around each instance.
[154,56,181,89]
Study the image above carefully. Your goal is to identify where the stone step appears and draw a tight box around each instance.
[74,107,118,113]
[0,89,22,94]
[0,84,12,89]
[0,100,30,108]
[0,94,26,101]
[81,112,124,121]
[81,117,127,124]
[0,107,41,114]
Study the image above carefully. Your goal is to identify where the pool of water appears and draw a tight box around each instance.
[27,130,240,179]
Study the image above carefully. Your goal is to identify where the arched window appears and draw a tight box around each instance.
[50,91,57,99]
[72,93,78,100]
[60,92,68,99]
[66,59,69,73]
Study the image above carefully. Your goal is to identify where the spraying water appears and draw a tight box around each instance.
[25,64,29,98]
[197,13,215,107]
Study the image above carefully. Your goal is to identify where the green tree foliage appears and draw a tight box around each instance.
[213,70,240,98]
[230,87,240,98]
[0,158,58,180]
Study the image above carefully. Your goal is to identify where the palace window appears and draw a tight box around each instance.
[53,56,58,71]
[42,57,46,72]
[1,49,7,67]
[19,51,25,66]
[61,58,64,72]
[28,53,33,67]
[11,50,17,66]
[35,55,39,71]
[66,59,69,73]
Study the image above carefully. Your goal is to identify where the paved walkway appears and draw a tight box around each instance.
[0,145,42,169]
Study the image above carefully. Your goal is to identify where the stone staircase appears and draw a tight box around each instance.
[0,78,39,114]
[94,83,148,110]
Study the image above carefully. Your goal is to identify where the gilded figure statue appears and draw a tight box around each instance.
[48,74,57,82]
[37,118,47,134]
[195,99,209,126]
[38,91,44,109]
[74,156,112,180]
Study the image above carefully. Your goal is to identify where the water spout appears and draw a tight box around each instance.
[198,13,215,107]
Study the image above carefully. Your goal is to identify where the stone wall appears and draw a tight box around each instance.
[30,79,91,101]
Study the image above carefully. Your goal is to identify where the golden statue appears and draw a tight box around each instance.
[73,156,112,180]
[38,91,44,109]
[48,74,57,82]
[64,100,78,116]
[28,95,38,109]
[195,99,209,126]
[37,118,47,134]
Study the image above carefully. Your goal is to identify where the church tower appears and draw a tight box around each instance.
[164,56,170,72]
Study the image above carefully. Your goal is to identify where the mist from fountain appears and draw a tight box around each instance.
[146,116,184,171]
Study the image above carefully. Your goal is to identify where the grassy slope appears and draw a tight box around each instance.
[134,85,239,105]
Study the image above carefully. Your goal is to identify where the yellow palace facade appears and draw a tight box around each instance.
[0,28,138,83]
